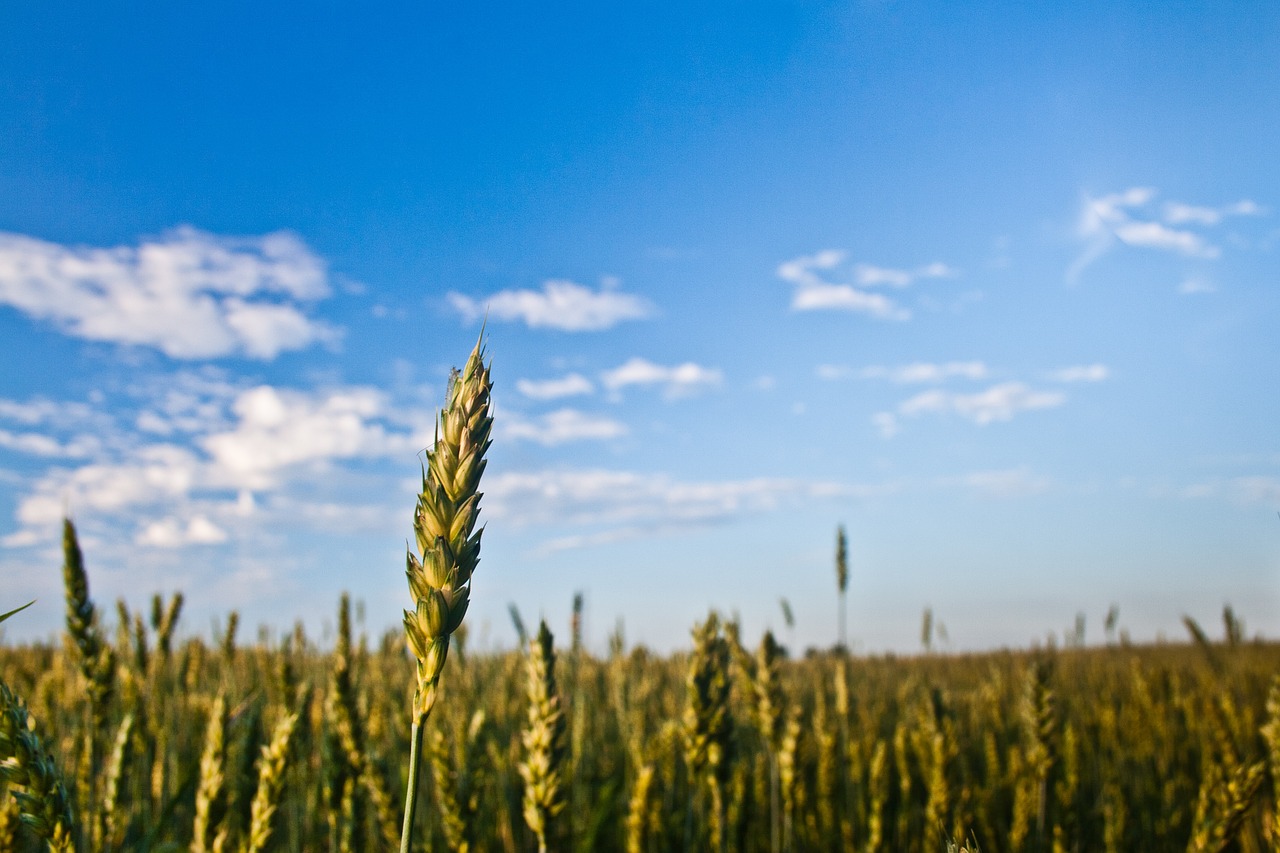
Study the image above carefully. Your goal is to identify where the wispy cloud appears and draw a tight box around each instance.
[503,409,627,445]
[1164,199,1264,226]
[1069,188,1266,282]
[486,468,868,552]
[0,430,100,459]
[852,361,988,383]
[853,261,956,287]
[0,227,338,359]
[872,382,1066,437]
[601,357,722,399]
[898,382,1065,425]
[448,279,654,331]
[515,373,595,400]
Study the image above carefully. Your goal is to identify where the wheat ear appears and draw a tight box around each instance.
[520,621,567,853]
[400,336,492,853]
[61,518,115,845]
[0,679,77,852]
[192,693,229,853]
[683,613,734,853]
[243,709,299,853]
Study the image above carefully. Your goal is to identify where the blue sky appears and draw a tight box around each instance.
[2,2,1278,653]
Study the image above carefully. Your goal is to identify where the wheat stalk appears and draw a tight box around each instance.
[192,693,229,853]
[100,711,134,850]
[683,613,733,853]
[400,335,492,853]
[61,518,115,847]
[243,709,299,853]
[520,621,567,853]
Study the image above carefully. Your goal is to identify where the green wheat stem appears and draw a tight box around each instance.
[399,716,426,853]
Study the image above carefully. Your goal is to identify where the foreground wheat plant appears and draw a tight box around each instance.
[0,680,76,852]
[400,336,493,853]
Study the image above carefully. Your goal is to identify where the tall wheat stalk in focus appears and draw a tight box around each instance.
[399,336,492,853]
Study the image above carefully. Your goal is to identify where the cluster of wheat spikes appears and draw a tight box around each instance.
[5,338,1280,851]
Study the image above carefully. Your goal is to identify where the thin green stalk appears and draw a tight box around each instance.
[399,716,426,853]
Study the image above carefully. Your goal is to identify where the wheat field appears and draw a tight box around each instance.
[3,531,1279,851]
[2,341,1278,852]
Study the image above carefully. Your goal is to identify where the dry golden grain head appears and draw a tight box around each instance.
[520,620,567,851]
[245,710,299,853]
[404,335,492,722]
[192,693,229,853]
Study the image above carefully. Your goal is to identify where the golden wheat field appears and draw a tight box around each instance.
[3,341,1279,853]
[2,554,1280,852]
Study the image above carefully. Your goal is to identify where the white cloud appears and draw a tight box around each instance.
[448,279,654,331]
[601,357,722,399]
[780,250,908,320]
[1069,188,1267,281]
[1164,199,1266,226]
[776,249,845,287]
[503,409,627,445]
[135,514,228,548]
[4,381,432,550]
[1113,221,1217,257]
[898,382,1065,425]
[1049,364,1109,383]
[201,386,424,491]
[515,373,595,400]
[0,398,98,427]
[779,251,954,320]
[854,261,956,287]
[14,445,203,529]
[0,227,339,359]
[0,430,100,458]
[791,283,908,319]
